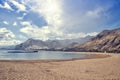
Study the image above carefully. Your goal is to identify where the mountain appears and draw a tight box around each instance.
[64,28,120,53]
[15,38,48,50]
[15,36,93,50]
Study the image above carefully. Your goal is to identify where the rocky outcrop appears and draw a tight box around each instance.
[64,28,120,53]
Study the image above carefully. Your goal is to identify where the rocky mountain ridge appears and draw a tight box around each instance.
[64,28,120,53]
[15,36,93,50]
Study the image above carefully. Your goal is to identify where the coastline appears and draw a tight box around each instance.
[0,52,110,62]
[0,53,120,80]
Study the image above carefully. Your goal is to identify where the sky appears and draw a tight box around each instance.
[0,0,120,46]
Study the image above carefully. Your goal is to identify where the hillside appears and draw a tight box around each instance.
[64,28,120,53]
[15,36,93,50]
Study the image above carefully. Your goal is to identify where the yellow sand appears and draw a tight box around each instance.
[0,53,120,80]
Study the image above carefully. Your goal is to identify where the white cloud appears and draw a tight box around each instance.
[19,0,99,40]
[23,13,27,16]
[19,35,27,39]
[25,0,63,29]
[20,23,65,40]
[20,26,52,40]
[86,8,104,18]
[20,21,31,26]
[0,28,15,40]
[17,13,27,20]
[0,2,13,10]
[3,21,9,25]
[21,0,65,40]
[0,0,115,41]
[63,32,98,39]
[86,32,98,37]
[20,25,98,40]
[0,40,21,46]
[9,0,26,12]
[0,28,21,46]
[60,7,107,34]
[13,22,17,26]
[17,17,23,20]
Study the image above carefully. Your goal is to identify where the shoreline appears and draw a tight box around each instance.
[0,53,120,80]
[0,52,111,63]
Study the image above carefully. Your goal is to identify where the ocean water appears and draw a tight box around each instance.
[0,50,88,60]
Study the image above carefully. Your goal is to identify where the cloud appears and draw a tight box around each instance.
[17,13,27,20]
[13,22,17,26]
[20,21,31,26]
[17,17,23,20]
[20,25,53,40]
[0,2,13,10]
[20,23,70,40]
[0,40,21,46]
[3,21,9,25]
[25,0,63,28]
[9,0,26,12]
[60,8,106,33]
[20,25,98,40]
[63,32,98,39]
[86,32,98,37]
[0,0,119,45]
[86,8,103,18]
[60,1,118,33]
[21,0,65,40]
[19,0,99,40]
[18,35,27,40]
[0,28,21,46]
[0,28,15,40]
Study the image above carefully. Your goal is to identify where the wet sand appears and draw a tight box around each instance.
[0,53,120,80]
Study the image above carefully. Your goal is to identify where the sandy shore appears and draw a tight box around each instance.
[0,53,120,80]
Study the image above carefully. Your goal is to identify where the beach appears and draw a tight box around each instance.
[0,53,120,80]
